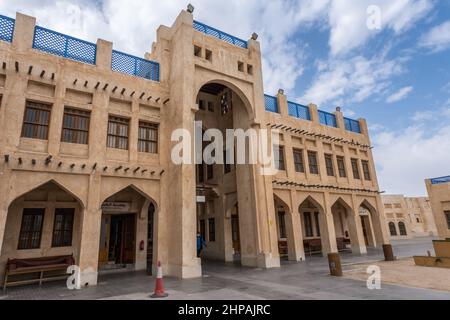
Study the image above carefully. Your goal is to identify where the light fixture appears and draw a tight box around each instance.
[187,4,194,13]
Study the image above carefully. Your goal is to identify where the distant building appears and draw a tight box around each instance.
[382,195,437,239]
[426,176,450,239]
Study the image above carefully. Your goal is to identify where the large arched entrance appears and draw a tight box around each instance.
[331,199,353,253]
[194,81,257,265]
[0,181,83,283]
[98,186,157,273]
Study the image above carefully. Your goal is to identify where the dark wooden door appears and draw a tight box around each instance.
[121,214,136,264]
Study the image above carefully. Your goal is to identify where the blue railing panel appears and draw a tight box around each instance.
[193,20,247,49]
[264,95,278,113]
[431,176,450,185]
[112,50,160,82]
[33,26,96,65]
[318,110,337,128]
[0,14,15,43]
[344,117,361,133]
[288,101,311,121]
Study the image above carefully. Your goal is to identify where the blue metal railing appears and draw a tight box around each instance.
[344,117,361,133]
[0,14,15,43]
[193,20,247,49]
[33,26,97,65]
[112,50,160,82]
[431,176,450,185]
[318,110,337,128]
[288,101,310,121]
[265,95,278,113]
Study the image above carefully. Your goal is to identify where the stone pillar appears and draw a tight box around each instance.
[77,172,102,286]
[308,104,319,124]
[320,194,338,255]
[47,80,65,155]
[277,90,288,117]
[0,164,12,257]
[13,13,36,53]
[159,10,201,278]
[285,190,305,261]
[96,39,113,71]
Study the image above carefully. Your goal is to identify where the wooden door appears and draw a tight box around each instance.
[360,216,369,246]
[121,214,136,264]
[98,215,111,266]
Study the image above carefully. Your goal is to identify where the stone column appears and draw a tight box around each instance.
[13,13,36,53]
[320,194,338,255]
[285,190,305,261]
[77,172,102,286]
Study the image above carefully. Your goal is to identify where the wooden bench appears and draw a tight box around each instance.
[304,239,322,256]
[3,255,75,291]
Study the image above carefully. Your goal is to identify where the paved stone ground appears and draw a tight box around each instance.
[1,237,449,300]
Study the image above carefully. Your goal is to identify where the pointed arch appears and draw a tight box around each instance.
[359,198,377,216]
[273,192,291,214]
[331,197,354,215]
[7,179,86,209]
[298,195,325,214]
[100,184,158,208]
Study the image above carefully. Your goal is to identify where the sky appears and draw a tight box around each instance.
[1,0,450,196]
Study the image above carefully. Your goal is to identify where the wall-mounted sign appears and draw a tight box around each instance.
[101,202,131,212]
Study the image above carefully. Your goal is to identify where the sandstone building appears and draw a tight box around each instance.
[0,8,391,287]
[382,195,437,240]
[426,176,450,239]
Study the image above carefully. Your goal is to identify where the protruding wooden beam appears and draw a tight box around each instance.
[40,70,45,78]
[95,82,100,89]
[15,61,19,72]
[103,84,109,90]
[139,93,145,99]
[28,66,33,75]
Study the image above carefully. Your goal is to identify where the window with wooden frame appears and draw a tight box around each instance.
[278,212,287,239]
[61,107,90,144]
[52,208,75,247]
[351,158,361,179]
[21,101,52,140]
[308,151,319,175]
[18,208,45,250]
[314,212,321,237]
[389,222,397,236]
[445,211,450,229]
[325,154,335,177]
[336,156,347,178]
[274,145,286,171]
[303,212,313,237]
[107,116,129,150]
[208,218,216,242]
[138,121,158,153]
[293,149,305,173]
[362,160,371,181]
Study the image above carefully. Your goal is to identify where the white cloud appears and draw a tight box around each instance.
[373,124,450,196]
[419,20,450,52]
[328,0,433,56]
[386,86,413,103]
[300,54,404,107]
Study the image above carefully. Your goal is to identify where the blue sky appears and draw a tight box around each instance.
[1,0,450,196]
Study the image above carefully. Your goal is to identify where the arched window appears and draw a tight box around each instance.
[389,222,397,236]
[398,222,407,236]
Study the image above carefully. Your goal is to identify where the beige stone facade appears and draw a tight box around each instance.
[0,9,390,287]
[426,177,450,239]
[382,195,437,240]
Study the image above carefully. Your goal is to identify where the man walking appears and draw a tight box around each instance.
[197,232,207,257]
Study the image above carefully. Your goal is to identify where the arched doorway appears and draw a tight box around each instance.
[273,196,290,259]
[194,81,255,265]
[359,201,378,247]
[98,186,156,272]
[298,197,323,256]
[0,181,83,283]
[331,199,353,252]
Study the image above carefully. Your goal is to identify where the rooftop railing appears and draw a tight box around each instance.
[318,110,337,128]
[112,50,160,82]
[431,176,450,185]
[33,26,97,65]
[288,101,310,121]
[193,20,247,49]
[344,117,361,134]
[264,95,278,113]
[0,14,15,43]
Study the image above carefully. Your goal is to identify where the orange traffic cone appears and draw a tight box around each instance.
[151,261,169,298]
